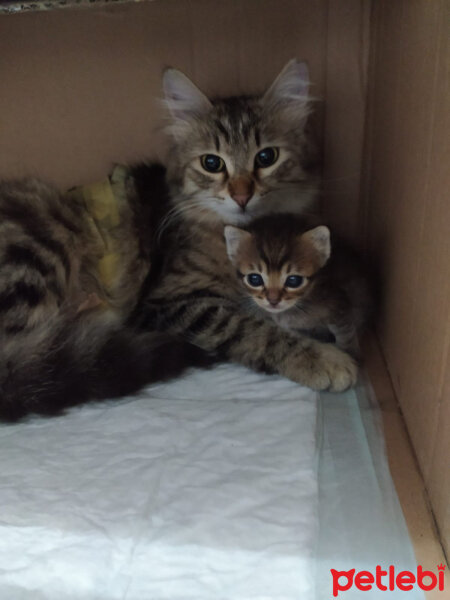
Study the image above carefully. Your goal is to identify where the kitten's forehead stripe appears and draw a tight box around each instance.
[256,240,270,268]
[274,252,290,271]
[257,235,292,271]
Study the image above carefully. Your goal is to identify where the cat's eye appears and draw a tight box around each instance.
[254,147,279,169]
[246,273,264,287]
[285,275,304,289]
[200,154,225,173]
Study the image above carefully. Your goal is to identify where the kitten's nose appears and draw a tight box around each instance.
[267,290,281,306]
[229,177,254,209]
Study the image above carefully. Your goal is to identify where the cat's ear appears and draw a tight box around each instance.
[300,226,331,268]
[262,59,310,116]
[224,226,252,264]
[163,68,212,123]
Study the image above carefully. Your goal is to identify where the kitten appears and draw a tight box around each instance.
[224,214,372,357]
[0,174,208,421]
[134,60,358,392]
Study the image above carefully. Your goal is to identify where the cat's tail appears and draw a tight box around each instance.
[0,309,212,422]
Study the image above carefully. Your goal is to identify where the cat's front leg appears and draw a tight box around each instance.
[280,337,358,392]
[218,310,358,392]
[151,297,358,392]
[329,320,360,359]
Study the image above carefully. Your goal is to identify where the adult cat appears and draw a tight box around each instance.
[0,61,357,420]
[134,60,357,391]
[0,172,208,421]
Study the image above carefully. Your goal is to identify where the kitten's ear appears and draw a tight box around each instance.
[163,68,212,122]
[263,59,310,114]
[300,226,331,268]
[224,226,252,264]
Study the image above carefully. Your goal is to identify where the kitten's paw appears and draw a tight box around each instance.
[287,342,358,392]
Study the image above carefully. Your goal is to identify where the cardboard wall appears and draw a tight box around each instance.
[0,0,369,241]
[364,0,450,555]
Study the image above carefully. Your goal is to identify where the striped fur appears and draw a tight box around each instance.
[0,178,96,342]
[224,214,373,357]
[1,60,357,418]
[137,218,357,392]
[132,62,358,392]
[162,60,321,228]
[0,174,210,421]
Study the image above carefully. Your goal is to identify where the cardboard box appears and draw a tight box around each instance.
[364,1,450,560]
[0,0,448,562]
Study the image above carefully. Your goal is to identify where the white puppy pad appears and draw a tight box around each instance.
[0,364,318,600]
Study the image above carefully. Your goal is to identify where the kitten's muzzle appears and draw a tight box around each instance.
[228,176,255,209]
[267,289,282,306]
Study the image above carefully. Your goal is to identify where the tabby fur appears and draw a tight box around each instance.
[0,172,208,421]
[134,60,358,392]
[224,214,373,357]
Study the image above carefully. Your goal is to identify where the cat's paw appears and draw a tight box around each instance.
[287,341,358,392]
[314,342,358,391]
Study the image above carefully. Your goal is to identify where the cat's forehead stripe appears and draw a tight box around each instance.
[214,119,230,145]
[213,97,259,146]
[254,127,261,148]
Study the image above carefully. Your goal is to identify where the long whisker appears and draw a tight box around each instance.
[157,198,210,241]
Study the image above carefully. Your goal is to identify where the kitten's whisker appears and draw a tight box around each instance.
[292,304,311,318]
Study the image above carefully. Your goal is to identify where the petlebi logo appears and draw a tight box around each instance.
[330,564,446,596]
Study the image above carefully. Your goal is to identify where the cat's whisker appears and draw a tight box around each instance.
[157,203,186,234]
[161,204,215,247]
[157,198,209,240]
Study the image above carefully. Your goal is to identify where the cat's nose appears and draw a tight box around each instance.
[232,193,252,208]
[229,177,255,209]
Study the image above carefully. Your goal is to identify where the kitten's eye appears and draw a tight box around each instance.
[255,147,279,169]
[246,273,264,287]
[285,275,304,289]
[200,154,225,173]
